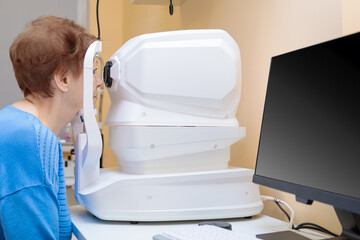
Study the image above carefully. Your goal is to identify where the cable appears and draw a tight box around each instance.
[261,196,294,229]
[96,0,101,40]
[169,0,174,15]
[261,195,339,238]
[294,223,338,237]
[275,201,291,222]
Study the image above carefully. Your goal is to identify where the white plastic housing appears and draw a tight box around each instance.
[77,168,263,221]
[109,126,244,174]
[73,31,263,222]
[105,29,241,126]
[105,30,244,174]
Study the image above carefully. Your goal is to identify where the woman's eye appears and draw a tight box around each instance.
[93,68,97,74]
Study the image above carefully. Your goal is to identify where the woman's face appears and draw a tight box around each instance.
[92,58,103,108]
[69,58,103,112]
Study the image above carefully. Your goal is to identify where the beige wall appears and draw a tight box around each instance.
[90,0,360,235]
[343,0,360,35]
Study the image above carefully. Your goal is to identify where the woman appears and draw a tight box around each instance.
[0,16,102,239]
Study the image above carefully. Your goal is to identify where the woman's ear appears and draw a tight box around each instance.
[53,73,69,93]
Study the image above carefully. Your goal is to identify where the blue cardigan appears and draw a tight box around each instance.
[0,105,72,240]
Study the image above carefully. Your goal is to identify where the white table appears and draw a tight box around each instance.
[70,205,328,240]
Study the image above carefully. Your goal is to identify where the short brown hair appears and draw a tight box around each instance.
[9,15,97,98]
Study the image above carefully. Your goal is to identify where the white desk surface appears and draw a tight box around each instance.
[70,205,328,240]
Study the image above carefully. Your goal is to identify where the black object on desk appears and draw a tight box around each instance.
[257,230,311,240]
[198,221,232,230]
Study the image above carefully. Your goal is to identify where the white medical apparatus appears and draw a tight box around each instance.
[72,29,263,221]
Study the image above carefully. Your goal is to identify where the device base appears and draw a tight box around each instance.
[76,167,263,221]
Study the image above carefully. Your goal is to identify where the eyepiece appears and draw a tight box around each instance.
[103,61,113,88]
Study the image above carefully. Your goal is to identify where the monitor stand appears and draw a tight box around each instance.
[332,208,360,240]
[256,208,360,240]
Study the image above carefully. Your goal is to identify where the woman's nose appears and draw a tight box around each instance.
[95,74,103,88]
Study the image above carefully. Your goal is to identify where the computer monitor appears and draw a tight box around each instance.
[253,33,360,240]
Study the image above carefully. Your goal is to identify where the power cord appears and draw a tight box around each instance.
[169,0,174,15]
[261,196,294,229]
[275,201,291,222]
[294,223,338,237]
[261,195,338,237]
[96,0,101,40]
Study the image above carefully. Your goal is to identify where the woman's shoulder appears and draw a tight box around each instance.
[0,104,58,145]
[0,106,46,198]
[0,105,61,196]
[0,105,40,144]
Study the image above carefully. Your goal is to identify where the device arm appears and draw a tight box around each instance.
[73,41,103,193]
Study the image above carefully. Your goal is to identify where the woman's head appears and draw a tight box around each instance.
[9,15,97,98]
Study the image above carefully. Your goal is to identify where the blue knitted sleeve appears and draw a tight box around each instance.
[0,185,59,240]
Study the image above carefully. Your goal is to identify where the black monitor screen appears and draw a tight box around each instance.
[253,32,360,216]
